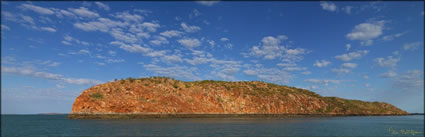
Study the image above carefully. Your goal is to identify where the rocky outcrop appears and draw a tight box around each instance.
[68,77,408,118]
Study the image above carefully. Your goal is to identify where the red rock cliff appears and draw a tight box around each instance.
[70,77,408,115]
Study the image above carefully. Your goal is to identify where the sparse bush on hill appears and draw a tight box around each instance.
[89,93,103,99]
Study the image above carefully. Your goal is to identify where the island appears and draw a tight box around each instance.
[68,77,408,119]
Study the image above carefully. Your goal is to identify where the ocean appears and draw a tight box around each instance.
[1,115,423,136]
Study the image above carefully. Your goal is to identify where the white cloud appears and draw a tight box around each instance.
[97,62,105,66]
[346,20,385,45]
[332,68,351,74]
[302,71,312,75]
[113,12,143,23]
[283,67,306,71]
[343,6,353,14]
[403,42,422,51]
[109,28,138,43]
[141,22,160,32]
[78,49,90,54]
[249,35,287,60]
[2,66,102,85]
[220,37,229,42]
[2,24,10,30]
[391,70,424,90]
[313,60,331,67]
[110,41,166,57]
[73,18,127,32]
[320,2,337,12]
[162,55,183,63]
[374,56,400,68]
[21,15,35,24]
[181,22,201,33]
[190,9,202,18]
[68,7,99,18]
[40,27,56,32]
[207,40,215,47]
[305,79,343,86]
[105,59,124,63]
[178,38,201,48]
[150,36,169,45]
[341,63,358,69]
[277,63,296,67]
[243,69,257,76]
[197,1,220,6]
[380,70,398,78]
[108,50,116,56]
[346,44,351,51]
[160,30,183,38]
[335,50,369,61]
[95,2,110,11]
[20,4,55,15]
[381,32,405,41]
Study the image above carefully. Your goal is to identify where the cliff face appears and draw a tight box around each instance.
[70,77,408,115]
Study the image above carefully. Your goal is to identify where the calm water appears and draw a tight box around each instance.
[1,115,424,136]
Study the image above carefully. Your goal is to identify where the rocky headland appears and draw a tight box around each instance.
[68,77,408,119]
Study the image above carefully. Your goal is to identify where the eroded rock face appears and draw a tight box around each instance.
[70,77,408,115]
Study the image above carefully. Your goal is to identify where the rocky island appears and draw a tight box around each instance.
[68,77,408,119]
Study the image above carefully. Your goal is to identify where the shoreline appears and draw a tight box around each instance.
[67,113,410,119]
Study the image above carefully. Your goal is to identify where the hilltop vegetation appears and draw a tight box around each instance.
[70,77,407,115]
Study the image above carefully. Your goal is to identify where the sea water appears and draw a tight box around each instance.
[2,115,423,136]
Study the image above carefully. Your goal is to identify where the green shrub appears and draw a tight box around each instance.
[89,93,103,99]
[128,77,135,83]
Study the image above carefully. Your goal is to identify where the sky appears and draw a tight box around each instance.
[1,1,424,114]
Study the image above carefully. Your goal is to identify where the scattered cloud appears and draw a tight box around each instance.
[20,3,55,15]
[320,2,337,12]
[150,36,169,46]
[113,11,143,23]
[403,42,422,51]
[346,20,385,46]
[374,56,400,68]
[197,1,220,6]
[40,27,56,32]
[313,60,331,67]
[110,41,166,57]
[302,71,312,75]
[68,7,99,18]
[220,37,229,42]
[391,70,424,91]
[2,66,102,85]
[380,70,398,78]
[95,2,110,11]
[346,44,351,51]
[335,50,369,61]
[178,38,201,48]
[160,30,183,38]
[304,79,343,86]
[343,6,353,14]
[207,40,215,47]
[162,55,183,63]
[249,35,287,60]
[181,22,201,33]
[2,24,11,30]
[332,68,351,74]
[381,32,405,41]
[341,63,358,69]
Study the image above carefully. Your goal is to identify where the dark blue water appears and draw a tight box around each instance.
[2,115,423,136]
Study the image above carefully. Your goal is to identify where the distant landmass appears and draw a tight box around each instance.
[68,77,408,119]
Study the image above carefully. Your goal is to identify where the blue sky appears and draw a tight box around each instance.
[1,1,424,114]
